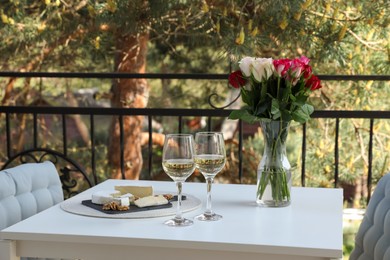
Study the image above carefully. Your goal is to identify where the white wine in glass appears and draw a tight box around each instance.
[162,134,195,226]
[194,132,226,221]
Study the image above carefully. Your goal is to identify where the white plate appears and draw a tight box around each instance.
[60,191,202,219]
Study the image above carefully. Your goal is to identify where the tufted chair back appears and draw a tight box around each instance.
[350,173,390,260]
[0,161,63,231]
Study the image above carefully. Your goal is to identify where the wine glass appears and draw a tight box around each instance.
[162,134,196,226]
[194,132,226,221]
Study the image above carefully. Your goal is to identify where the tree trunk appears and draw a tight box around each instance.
[108,33,149,180]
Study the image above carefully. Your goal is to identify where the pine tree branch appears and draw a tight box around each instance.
[343,27,385,51]
[307,10,362,22]
[1,27,87,105]
[308,9,384,51]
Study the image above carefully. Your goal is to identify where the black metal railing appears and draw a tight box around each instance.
[0,71,389,81]
[0,72,389,201]
[1,107,389,201]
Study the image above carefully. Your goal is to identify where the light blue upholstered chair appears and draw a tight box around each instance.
[0,161,64,260]
[350,173,390,260]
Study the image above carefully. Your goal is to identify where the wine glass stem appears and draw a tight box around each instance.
[175,181,183,220]
[205,177,214,215]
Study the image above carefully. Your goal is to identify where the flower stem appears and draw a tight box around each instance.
[257,120,291,206]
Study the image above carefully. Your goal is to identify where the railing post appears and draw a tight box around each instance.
[148,115,153,178]
[33,113,38,149]
[90,114,97,185]
[367,119,374,203]
[62,114,67,157]
[6,113,11,159]
[334,118,340,188]
[301,123,306,187]
[238,119,243,183]
[178,116,182,134]
[119,115,125,179]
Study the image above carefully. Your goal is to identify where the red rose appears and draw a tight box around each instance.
[228,70,246,89]
[305,75,322,91]
[302,64,312,79]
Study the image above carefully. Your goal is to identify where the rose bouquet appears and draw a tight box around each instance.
[228,56,321,124]
[228,56,322,206]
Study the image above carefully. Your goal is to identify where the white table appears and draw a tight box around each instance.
[0,180,343,260]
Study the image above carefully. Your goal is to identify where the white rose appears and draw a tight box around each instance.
[251,58,274,82]
[238,57,255,77]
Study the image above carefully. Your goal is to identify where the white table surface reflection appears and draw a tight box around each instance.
[0,179,343,260]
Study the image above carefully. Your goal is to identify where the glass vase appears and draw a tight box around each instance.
[256,120,292,207]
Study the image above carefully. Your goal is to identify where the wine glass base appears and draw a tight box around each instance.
[164,217,193,227]
[195,213,222,221]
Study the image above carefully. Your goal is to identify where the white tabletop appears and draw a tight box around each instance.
[0,179,343,260]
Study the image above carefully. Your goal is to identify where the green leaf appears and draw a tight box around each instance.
[260,82,267,101]
[271,99,281,120]
[293,94,309,106]
[303,103,314,114]
[240,89,253,106]
[228,109,246,120]
[292,104,314,123]
[254,100,269,117]
[228,109,262,124]
[281,111,293,121]
[241,114,262,124]
[281,87,290,101]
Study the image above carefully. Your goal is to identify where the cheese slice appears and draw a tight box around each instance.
[91,190,134,206]
[115,185,153,198]
[116,193,135,207]
[134,195,168,208]
[92,190,121,205]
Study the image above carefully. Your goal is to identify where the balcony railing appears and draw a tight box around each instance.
[0,72,389,202]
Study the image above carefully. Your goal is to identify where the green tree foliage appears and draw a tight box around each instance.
[0,0,388,73]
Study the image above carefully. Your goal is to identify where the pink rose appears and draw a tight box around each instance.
[291,57,311,77]
[273,58,292,77]
[290,59,305,79]
[228,70,246,89]
[298,56,310,65]
[305,75,322,91]
[289,57,313,85]
[294,56,312,79]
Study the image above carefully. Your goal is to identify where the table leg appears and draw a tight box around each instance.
[0,239,19,260]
